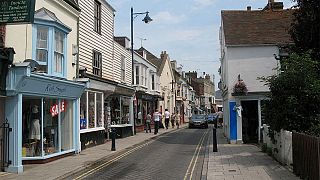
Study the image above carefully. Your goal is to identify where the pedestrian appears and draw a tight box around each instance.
[145,112,152,133]
[153,109,161,134]
[171,113,175,128]
[175,111,180,129]
[164,109,170,129]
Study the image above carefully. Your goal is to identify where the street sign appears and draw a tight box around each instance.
[0,0,35,24]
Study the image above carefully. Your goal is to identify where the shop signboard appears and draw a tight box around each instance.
[0,0,36,24]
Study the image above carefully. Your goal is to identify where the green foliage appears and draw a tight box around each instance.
[267,147,273,156]
[290,0,320,60]
[262,53,320,136]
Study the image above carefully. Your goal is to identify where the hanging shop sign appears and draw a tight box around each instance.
[0,0,36,24]
[50,100,67,117]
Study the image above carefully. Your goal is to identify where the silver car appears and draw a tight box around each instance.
[189,114,208,129]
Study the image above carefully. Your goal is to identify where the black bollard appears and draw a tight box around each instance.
[212,127,218,152]
[111,128,116,151]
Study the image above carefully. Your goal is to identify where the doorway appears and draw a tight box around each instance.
[241,100,258,143]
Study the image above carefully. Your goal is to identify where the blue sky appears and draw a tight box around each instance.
[108,0,295,89]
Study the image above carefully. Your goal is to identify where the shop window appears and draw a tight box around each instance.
[61,99,74,151]
[111,96,131,125]
[80,93,87,129]
[22,98,42,157]
[43,98,59,155]
[80,91,104,130]
[22,97,74,158]
[88,92,95,128]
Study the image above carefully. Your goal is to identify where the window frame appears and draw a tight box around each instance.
[92,50,102,77]
[94,0,101,34]
[32,24,68,78]
[121,55,126,82]
[135,66,140,85]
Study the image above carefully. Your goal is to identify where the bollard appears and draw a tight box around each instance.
[111,128,116,151]
[212,127,218,152]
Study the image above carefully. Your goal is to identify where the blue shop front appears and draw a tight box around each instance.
[5,64,85,173]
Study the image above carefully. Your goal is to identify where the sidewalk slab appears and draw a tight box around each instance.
[4,126,184,180]
[206,128,300,180]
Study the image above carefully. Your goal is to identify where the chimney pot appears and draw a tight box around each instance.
[247,6,251,11]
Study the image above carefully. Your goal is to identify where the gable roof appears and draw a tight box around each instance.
[136,47,162,69]
[221,9,295,46]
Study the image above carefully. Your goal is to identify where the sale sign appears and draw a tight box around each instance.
[50,100,67,117]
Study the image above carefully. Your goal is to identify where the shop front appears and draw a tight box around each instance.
[135,91,159,132]
[5,65,85,173]
[78,78,116,150]
[107,84,134,138]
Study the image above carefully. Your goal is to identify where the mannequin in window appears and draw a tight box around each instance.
[29,105,41,156]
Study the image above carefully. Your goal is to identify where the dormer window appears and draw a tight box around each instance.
[32,8,71,78]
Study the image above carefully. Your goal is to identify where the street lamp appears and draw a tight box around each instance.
[131,7,152,135]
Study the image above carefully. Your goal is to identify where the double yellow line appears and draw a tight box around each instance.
[74,141,151,180]
[184,129,208,180]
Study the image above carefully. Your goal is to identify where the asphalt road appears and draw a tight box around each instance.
[69,127,210,180]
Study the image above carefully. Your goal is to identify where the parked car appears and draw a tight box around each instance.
[207,113,218,124]
[189,114,208,129]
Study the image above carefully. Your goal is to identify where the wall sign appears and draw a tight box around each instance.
[50,100,67,117]
[0,0,35,24]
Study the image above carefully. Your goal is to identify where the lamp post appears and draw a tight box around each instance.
[131,7,152,135]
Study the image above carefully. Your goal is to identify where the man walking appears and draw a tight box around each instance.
[164,109,170,129]
[153,109,161,134]
[145,112,152,133]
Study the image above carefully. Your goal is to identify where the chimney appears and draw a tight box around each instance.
[114,36,130,49]
[247,6,251,11]
[205,74,210,80]
[263,0,283,10]
[160,51,168,60]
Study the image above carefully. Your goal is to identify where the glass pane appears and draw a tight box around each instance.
[36,49,47,63]
[88,92,95,128]
[60,99,73,151]
[96,93,103,127]
[37,27,48,49]
[80,93,87,130]
[121,97,130,124]
[22,97,42,157]
[54,53,63,73]
[43,98,59,155]
[55,31,64,53]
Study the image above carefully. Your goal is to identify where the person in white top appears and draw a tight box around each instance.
[164,109,170,129]
[153,109,161,134]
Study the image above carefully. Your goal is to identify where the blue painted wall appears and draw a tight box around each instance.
[229,102,237,140]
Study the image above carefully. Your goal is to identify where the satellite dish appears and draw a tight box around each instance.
[23,59,39,72]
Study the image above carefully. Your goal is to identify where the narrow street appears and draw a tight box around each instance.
[67,127,210,180]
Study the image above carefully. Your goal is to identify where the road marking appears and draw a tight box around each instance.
[74,141,151,180]
[184,129,208,180]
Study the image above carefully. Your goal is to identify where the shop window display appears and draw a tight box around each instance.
[96,93,103,127]
[22,98,42,157]
[22,96,74,158]
[80,93,87,129]
[110,96,131,125]
[88,92,95,128]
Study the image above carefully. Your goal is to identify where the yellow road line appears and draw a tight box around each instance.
[189,130,208,180]
[74,141,151,180]
[184,130,208,180]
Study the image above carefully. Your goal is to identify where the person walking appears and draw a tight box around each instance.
[171,113,175,128]
[175,111,180,129]
[145,112,152,133]
[153,109,161,135]
[164,109,170,130]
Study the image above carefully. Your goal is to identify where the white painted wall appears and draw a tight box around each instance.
[226,46,279,95]
[159,57,175,114]
[113,42,132,84]
[5,0,79,80]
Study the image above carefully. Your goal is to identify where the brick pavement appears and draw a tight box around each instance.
[206,128,300,180]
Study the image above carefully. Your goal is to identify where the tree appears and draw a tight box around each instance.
[263,53,320,136]
[290,0,320,60]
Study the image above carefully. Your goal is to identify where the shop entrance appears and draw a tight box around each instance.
[241,100,259,143]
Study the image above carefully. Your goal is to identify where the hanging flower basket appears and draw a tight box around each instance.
[232,75,248,96]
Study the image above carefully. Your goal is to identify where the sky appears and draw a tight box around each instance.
[108,0,296,90]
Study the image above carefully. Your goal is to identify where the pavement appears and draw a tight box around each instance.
[204,128,301,180]
[1,125,301,180]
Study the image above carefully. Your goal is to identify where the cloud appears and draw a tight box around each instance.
[193,0,216,7]
[152,11,186,24]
